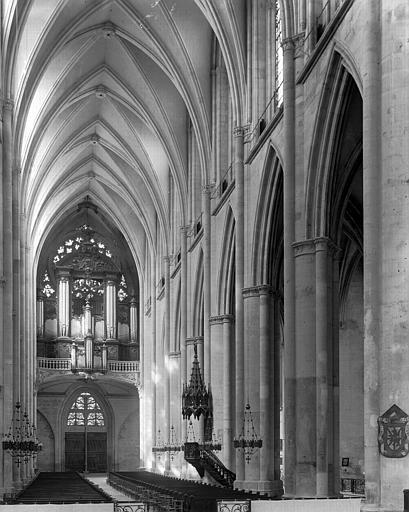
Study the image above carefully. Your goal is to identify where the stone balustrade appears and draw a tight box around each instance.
[109,361,140,372]
[37,357,71,370]
[37,358,140,374]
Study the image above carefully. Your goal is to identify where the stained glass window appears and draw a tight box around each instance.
[42,271,55,297]
[67,392,105,426]
[118,274,128,302]
[73,278,104,302]
[53,225,112,263]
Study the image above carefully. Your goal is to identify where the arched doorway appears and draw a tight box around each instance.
[64,391,107,472]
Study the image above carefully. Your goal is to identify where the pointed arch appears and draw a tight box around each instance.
[305,49,363,240]
[57,382,117,471]
[217,206,236,315]
[252,145,283,287]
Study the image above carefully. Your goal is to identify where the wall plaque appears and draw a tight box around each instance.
[378,404,409,458]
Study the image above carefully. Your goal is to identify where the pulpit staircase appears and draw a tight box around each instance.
[184,441,236,488]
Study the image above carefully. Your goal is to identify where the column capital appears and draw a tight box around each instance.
[202,183,215,196]
[233,126,244,138]
[210,314,234,325]
[258,284,275,296]
[2,99,14,112]
[282,37,295,52]
[292,239,316,256]
[186,336,204,346]
[242,286,261,298]
[314,236,340,256]
[293,237,341,257]
[243,284,278,299]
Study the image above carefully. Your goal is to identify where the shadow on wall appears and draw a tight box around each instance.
[117,410,139,470]
[36,410,55,471]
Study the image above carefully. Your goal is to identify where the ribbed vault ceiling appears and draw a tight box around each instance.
[4,0,247,275]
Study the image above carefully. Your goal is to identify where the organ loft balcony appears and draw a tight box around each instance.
[36,222,140,388]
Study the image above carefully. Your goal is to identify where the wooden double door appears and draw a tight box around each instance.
[65,432,107,472]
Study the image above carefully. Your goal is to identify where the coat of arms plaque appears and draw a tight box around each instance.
[378,404,409,458]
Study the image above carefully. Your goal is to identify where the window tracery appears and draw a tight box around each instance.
[67,392,104,427]
[42,271,55,297]
[53,225,112,264]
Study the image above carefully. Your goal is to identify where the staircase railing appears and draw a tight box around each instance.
[184,442,236,488]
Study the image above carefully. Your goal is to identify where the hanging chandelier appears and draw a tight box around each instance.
[2,402,42,465]
[234,403,262,463]
[152,425,182,461]
[182,344,211,420]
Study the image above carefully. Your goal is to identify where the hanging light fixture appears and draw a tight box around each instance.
[234,403,263,463]
[167,425,182,461]
[2,402,42,465]
[152,428,166,459]
[152,426,182,461]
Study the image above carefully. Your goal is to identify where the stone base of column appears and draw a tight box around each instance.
[234,479,283,497]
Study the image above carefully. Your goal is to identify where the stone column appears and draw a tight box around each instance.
[242,287,261,487]
[368,3,409,511]
[151,259,157,470]
[36,291,44,339]
[2,98,15,494]
[57,271,70,338]
[234,125,245,483]
[222,315,234,470]
[180,226,188,456]
[105,275,117,339]
[293,240,316,496]
[130,297,138,342]
[362,0,381,509]
[163,256,171,473]
[259,285,275,493]
[0,101,4,496]
[180,226,188,382]
[282,37,296,496]
[202,186,211,384]
[315,238,330,496]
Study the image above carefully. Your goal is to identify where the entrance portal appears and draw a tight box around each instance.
[65,432,107,472]
[65,391,107,472]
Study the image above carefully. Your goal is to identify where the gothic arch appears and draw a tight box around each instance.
[57,382,115,471]
[217,206,235,315]
[252,145,283,288]
[305,49,362,240]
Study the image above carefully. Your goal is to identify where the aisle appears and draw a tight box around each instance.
[85,473,135,502]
